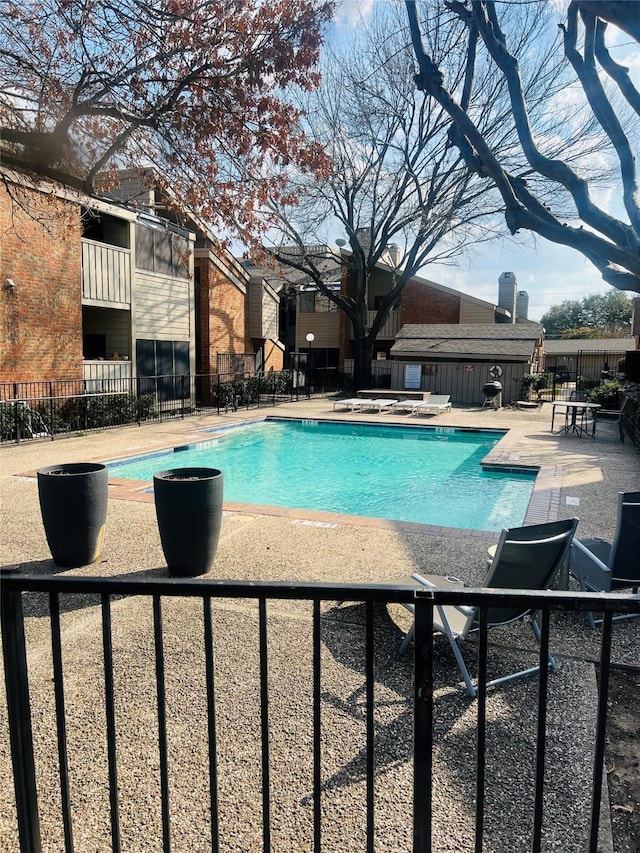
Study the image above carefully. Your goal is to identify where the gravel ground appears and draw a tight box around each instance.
[1,399,638,852]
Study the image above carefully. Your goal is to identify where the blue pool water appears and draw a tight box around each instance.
[108,419,535,531]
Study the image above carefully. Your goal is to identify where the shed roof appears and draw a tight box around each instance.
[391,323,542,361]
[543,338,636,354]
[395,323,543,341]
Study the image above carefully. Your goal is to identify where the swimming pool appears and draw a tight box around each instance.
[109,418,535,532]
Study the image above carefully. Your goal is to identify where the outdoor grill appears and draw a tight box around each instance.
[482,380,502,409]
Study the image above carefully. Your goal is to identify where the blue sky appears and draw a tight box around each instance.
[328,0,639,322]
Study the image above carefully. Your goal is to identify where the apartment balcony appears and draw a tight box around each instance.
[348,309,401,339]
[81,238,132,307]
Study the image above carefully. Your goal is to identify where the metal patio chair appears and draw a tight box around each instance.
[593,394,629,442]
[570,490,640,628]
[397,518,579,697]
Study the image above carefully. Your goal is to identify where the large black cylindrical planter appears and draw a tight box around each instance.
[153,468,223,577]
[37,462,108,568]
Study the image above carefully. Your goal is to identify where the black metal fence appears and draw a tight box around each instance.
[0,370,311,445]
[541,350,630,403]
[2,572,639,852]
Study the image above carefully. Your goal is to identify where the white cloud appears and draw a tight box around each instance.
[332,0,376,29]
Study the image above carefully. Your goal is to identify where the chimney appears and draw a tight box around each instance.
[498,271,517,323]
[516,290,529,320]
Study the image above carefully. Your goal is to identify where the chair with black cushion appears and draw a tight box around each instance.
[593,394,629,442]
[570,490,640,628]
[396,518,579,697]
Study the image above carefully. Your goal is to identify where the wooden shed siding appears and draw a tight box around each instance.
[388,360,527,405]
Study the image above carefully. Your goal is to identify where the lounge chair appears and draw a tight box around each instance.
[395,518,579,696]
[359,398,399,413]
[390,398,419,414]
[570,490,640,628]
[411,395,451,416]
[332,398,363,412]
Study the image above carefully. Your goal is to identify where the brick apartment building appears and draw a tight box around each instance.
[0,169,283,389]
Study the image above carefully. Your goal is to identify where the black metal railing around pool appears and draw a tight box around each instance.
[0,370,341,444]
[1,574,639,852]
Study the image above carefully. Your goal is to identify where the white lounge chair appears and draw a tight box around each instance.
[411,395,451,416]
[332,398,363,412]
[360,398,398,413]
[390,398,418,414]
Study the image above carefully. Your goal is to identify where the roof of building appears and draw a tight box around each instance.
[395,323,543,340]
[543,338,636,354]
[391,323,543,361]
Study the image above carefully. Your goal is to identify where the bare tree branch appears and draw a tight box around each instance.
[406,0,640,291]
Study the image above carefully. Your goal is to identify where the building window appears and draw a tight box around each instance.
[299,290,338,313]
[135,223,189,278]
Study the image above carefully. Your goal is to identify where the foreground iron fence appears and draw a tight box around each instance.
[0,370,309,444]
[2,573,639,852]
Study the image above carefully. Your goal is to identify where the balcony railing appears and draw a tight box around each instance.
[2,572,638,852]
[81,239,132,306]
[368,309,402,339]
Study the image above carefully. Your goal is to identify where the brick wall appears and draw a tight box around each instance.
[263,340,284,371]
[400,280,461,324]
[0,180,83,383]
[196,255,248,374]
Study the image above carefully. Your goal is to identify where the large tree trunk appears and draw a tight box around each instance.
[350,329,374,390]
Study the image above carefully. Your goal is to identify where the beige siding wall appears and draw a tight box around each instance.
[296,312,340,349]
[249,281,280,339]
[459,301,495,323]
[262,290,279,340]
[82,306,131,357]
[133,272,191,340]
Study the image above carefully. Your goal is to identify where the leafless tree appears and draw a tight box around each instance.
[264,3,593,388]
[406,0,640,292]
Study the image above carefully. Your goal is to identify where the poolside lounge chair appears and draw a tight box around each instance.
[394,518,579,697]
[570,491,640,628]
[390,398,415,414]
[411,395,451,416]
[359,398,399,413]
[333,398,363,412]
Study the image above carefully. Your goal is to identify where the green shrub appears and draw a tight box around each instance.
[519,373,547,401]
[586,380,622,408]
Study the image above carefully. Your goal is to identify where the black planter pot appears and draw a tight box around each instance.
[153,468,224,577]
[37,462,108,568]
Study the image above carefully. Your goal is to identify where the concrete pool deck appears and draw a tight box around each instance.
[1,397,639,851]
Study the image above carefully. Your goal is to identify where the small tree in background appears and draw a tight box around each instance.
[540,291,632,337]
